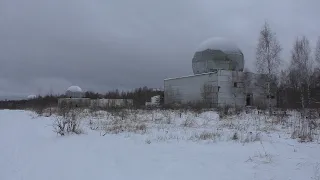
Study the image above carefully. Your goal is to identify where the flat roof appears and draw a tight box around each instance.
[164,71,219,81]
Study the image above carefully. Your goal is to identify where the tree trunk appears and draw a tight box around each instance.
[268,82,272,116]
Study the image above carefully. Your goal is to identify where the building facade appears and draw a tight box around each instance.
[91,99,133,108]
[164,69,276,108]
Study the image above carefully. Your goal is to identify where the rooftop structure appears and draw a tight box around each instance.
[192,37,244,74]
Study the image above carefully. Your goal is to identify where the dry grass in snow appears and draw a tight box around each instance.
[71,108,320,145]
[1,109,320,180]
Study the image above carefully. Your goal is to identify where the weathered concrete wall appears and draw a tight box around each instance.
[164,70,277,108]
[91,99,133,108]
[58,98,91,108]
[217,70,246,107]
[164,72,219,105]
[58,98,133,109]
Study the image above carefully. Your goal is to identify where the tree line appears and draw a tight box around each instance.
[0,86,164,110]
[255,21,320,111]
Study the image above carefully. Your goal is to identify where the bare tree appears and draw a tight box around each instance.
[315,37,320,65]
[278,70,289,107]
[255,21,282,115]
[289,36,316,141]
[279,70,288,88]
[290,36,314,109]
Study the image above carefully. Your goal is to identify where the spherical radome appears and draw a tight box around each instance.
[192,37,244,74]
[66,86,84,98]
[67,86,83,93]
[27,95,37,99]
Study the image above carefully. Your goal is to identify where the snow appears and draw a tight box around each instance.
[1,109,320,180]
[196,37,242,54]
[67,86,82,92]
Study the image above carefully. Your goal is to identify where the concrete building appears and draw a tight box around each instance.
[164,37,276,108]
[58,98,91,108]
[58,86,87,108]
[145,95,160,107]
[59,86,133,109]
[91,99,133,108]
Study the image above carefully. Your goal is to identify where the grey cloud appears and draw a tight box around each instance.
[0,0,319,99]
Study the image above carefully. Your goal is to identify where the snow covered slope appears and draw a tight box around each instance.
[0,110,319,180]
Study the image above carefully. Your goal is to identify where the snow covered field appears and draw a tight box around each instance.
[1,109,320,180]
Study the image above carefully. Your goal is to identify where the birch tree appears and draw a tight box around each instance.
[255,21,282,114]
[290,36,313,109]
[290,36,315,141]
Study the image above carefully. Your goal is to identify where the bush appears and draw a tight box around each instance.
[291,116,315,143]
[232,132,239,140]
[181,115,196,127]
[53,109,83,136]
[190,131,221,141]
[242,132,261,143]
[217,105,232,119]
[102,112,147,135]
[103,122,147,134]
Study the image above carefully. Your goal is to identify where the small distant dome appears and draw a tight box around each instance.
[66,86,84,98]
[27,95,37,99]
[67,86,83,93]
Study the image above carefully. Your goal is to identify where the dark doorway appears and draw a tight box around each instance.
[246,94,252,106]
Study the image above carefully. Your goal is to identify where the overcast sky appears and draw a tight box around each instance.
[0,0,319,99]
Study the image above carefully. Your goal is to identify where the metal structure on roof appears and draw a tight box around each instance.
[192,37,244,74]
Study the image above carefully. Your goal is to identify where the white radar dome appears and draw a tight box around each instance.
[192,37,244,74]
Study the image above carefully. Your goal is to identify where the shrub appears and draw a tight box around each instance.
[190,131,221,141]
[181,115,196,127]
[103,122,147,134]
[162,111,173,124]
[53,109,83,136]
[242,132,261,143]
[291,117,314,142]
[217,105,232,119]
[232,132,239,140]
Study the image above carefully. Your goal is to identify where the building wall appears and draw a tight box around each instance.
[164,70,277,108]
[58,98,133,109]
[66,91,84,98]
[217,70,246,107]
[58,98,91,108]
[91,99,133,108]
[164,72,219,105]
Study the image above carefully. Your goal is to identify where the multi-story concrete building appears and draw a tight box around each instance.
[164,37,276,108]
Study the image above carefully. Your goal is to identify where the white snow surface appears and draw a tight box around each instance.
[1,110,320,180]
[66,85,82,92]
[196,37,242,54]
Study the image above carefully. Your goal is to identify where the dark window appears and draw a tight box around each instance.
[234,82,238,87]
[267,95,275,99]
